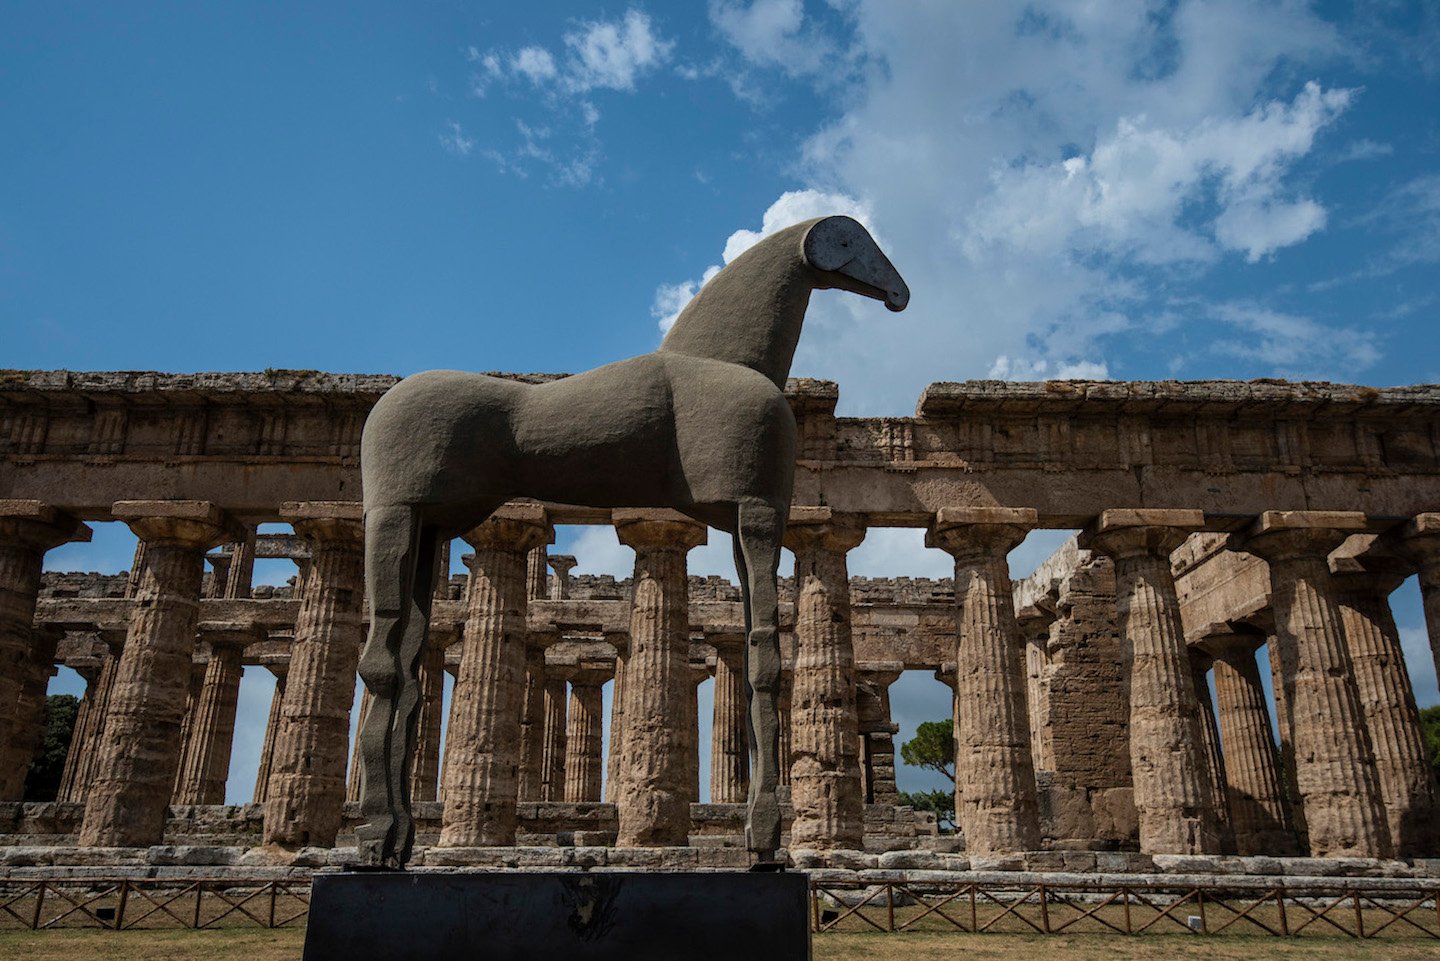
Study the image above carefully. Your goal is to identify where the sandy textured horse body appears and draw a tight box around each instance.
[356,215,909,867]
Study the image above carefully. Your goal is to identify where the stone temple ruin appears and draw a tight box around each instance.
[2,370,1439,878]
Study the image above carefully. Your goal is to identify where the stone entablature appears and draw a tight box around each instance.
[8,372,1440,524]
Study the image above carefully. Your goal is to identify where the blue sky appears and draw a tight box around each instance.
[9,2,1440,804]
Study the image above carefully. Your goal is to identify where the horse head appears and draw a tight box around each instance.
[802,215,910,312]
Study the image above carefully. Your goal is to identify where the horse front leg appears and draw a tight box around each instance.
[736,498,785,862]
[355,505,421,868]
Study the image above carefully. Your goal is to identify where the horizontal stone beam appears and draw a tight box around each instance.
[5,373,1437,525]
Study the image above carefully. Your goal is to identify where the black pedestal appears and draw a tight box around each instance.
[302,870,811,961]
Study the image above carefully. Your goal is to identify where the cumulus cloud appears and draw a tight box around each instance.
[709,0,836,76]
[563,9,674,92]
[678,2,1367,412]
[967,83,1351,265]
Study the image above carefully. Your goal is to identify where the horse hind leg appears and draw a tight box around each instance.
[391,525,441,865]
[736,498,785,861]
[355,504,425,868]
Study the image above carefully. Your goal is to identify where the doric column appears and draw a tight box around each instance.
[224,526,256,599]
[784,508,865,851]
[1234,511,1392,858]
[1266,638,1308,846]
[262,502,365,849]
[439,505,550,847]
[686,664,706,804]
[345,689,373,804]
[856,666,901,806]
[252,665,287,804]
[174,622,260,805]
[57,660,102,803]
[205,551,231,599]
[0,501,88,799]
[612,510,706,847]
[80,501,236,846]
[605,639,627,803]
[172,656,209,798]
[409,626,448,804]
[1398,514,1440,685]
[928,507,1041,854]
[778,669,792,786]
[1015,601,1057,773]
[547,555,577,601]
[540,675,568,801]
[6,626,61,796]
[563,667,608,803]
[710,635,749,804]
[1080,508,1222,855]
[1203,631,1295,855]
[1331,547,1440,857]
[518,645,548,801]
[1189,647,1235,853]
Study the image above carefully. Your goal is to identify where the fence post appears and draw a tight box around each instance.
[1276,887,1289,936]
[1121,885,1131,935]
[116,879,130,930]
[1353,890,1364,939]
[30,881,44,930]
[1039,883,1050,933]
[269,881,278,929]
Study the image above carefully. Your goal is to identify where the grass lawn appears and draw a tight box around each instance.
[4,928,1440,960]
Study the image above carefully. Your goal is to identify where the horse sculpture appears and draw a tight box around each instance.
[355,215,909,868]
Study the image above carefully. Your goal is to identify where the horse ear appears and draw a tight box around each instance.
[803,216,864,272]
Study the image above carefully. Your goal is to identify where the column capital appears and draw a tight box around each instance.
[1079,508,1204,559]
[856,662,904,688]
[1232,510,1367,562]
[565,665,614,687]
[1329,534,1409,597]
[462,504,552,552]
[783,507,865,554]
[280,501,364,547]
[114,500,239,550]
[612,509,706,551]
[197,620,267,651]
[1394,514,1440,567]
[1194,624,1266,659]
[1015,598,1058,638]
[0,500,91,550]
[925,506,1036,557]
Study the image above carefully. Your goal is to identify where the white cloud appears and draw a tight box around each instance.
[438,121,475,156]
[455,10,672,184]
[512,46,558,84]
[967,82,1351,265]
[675,2,1366,413]
[1208,302,1380,378]
[562,9,674,92]
[709,0,834,76]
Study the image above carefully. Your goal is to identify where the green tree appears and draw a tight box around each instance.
[23,694,79,802]
[898,789,956,832]
[1421,705,1440,781]
[900,719,954,780]
[899,720,957,832]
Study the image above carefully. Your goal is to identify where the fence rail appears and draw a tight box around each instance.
[809,878,1440,938]
[0,878,310,931]
[2,875,1437,938]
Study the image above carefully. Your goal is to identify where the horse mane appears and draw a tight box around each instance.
[658,219,821,390]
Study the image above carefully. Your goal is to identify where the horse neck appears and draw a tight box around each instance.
[658,234,813,389]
